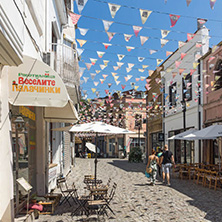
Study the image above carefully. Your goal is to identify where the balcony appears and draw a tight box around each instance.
[43,43,80,103]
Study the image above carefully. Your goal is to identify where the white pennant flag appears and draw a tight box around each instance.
[157,59,163,66]
[76,48,84,56]
[77,39,87,47]
[77,0,88,14]
[115,80,121,85]
[95,70,101,74]
[128,63,135,68]
[149,49,157,55]
[85,63,92,70]
[97,51,105,58]
[160,39,169,48]
[138,57,145,62]
[100,64,106,70]
[127,75,132,80]
[79,27,88,36]
[90,73,96,80]
[117,62,124,68]
[83,77,89,83]
[124,34,133,42]
[126,68,132,73]
[108,3,121,18]
[114,76,119,81]
[107,32,116,41]
[140,36,149,46]
[102,20,113,32]
[178,41,186,48]
[139,9,152,24]
[117,54,125,61]
[94,81,99,86]
[79,67,85,77]
[161,30,170,39]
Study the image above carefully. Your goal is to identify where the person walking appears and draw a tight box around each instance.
[157,148,163,177]
[146,149,159,186]
[160,145,175,186]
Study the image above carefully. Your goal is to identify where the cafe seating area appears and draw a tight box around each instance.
[174,163,222,190]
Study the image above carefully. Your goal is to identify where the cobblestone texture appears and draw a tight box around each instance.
[38,158,222,222]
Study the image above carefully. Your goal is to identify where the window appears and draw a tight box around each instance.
[169,82,177,108]
[182,73,192,101]
[213,60,222,91]
[134,114,142,129]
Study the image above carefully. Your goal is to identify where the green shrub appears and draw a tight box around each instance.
[128,147,143,163]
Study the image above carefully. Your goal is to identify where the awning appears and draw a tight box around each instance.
[8,55,69,107]
[86,142,100,153]
[8,55,78,122]
[44,100,78,123]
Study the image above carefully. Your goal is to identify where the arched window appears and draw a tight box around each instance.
[213,59,222,91]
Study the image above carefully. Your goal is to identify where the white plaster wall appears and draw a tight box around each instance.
[0,67,14,221]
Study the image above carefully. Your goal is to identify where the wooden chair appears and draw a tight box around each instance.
[203,170,212,187]
[179,164,189,180]
[208,171,220,190]
[192,168,199,181]
[196,168,205,186]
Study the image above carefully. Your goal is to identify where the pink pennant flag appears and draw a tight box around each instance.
[103,43,111,50]
[208,56,216,63]
[196,43,202,48]
[136,78,140,82]
[186,0,192,6]
[102,74,108,79]
[133,26,142,37]
[172,72,177,78]
[169,14,180,27]
[210,0,217,9]
[121,84,126,90]
[175,61,181,68]
[69,12,81,25]
[190,69,196,75]
[107,32,116,41]
[179,68,185,75]
[181,53,187,60]
[124,77,129,82]
[187,33,195,41]
[105,90,109,94]
[146,79,151,83]
[166,51,173,57]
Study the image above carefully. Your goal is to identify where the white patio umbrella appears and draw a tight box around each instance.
[69,121,135,184]
[168,128,197,140]
[184,124,222,170]
[184,124,222,140]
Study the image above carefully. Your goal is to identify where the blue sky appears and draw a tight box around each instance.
[74,0,222,99]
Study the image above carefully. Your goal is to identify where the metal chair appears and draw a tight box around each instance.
[57,178,76,206]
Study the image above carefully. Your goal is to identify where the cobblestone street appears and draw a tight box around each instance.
[39,158,222,222]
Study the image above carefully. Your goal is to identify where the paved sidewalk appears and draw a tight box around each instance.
[39,158,222,222]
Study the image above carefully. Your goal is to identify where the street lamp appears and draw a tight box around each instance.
[181,99,187,164]
[14,116,25,216]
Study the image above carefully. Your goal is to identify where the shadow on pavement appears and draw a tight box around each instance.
[107,159,146,173]
[169,178,222,221]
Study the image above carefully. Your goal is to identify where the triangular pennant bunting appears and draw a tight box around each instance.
[178,41,186,48]
[96,51,105,58]
[100,64,106,70]
[85,63,92,70]
[140,36,149,46]
[91,88,96,93]
[166,51,173,57]
[161,39,169,48]
[102,20,113,32]
[150,49,157,55]
[157,59,163,66]
[77,39,87,47]
[107,32,116,41]
[210,0,216,9]
[90,73,96,80]
[139,9,152,24]
[76,0,88,14]
[181,53,187,60]
[78,28,88,36]
[126,68,132,73]
[138,57,145,62]
[186,0,192,6]
[83,77,89,83]
[126,46,135,52]
[161,30,170,38]
[90,58,97,65]
[94,81,99,86]
[169,14,180,27]
[76,48,84,56]
[69,12,81,25]
[108,3,121,18]
[133,26,142,37]
[117,62,124,68]
[124,34,133,42]
[117,54,125,61]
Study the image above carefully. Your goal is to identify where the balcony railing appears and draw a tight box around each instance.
[46,43,80,88]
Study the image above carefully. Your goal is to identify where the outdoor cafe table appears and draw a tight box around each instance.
[89,185,109,200]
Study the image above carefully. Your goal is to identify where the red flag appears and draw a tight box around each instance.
[190,69,196,75]
[105,90,109,94]
[69,12,81,25]
[181,53,187,60]
[187,33,195,41]
[121,84,126,90]
[169,14,180,27]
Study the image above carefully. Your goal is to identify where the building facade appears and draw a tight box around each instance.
[162,26,209,164]
[0,0,79,220]
[202,42,222,165]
